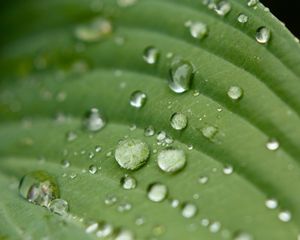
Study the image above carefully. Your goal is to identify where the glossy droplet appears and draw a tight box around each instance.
[170,113,188,130]
[209,221,221,233]
[144,126,155,137]
[186,21,208,39]
[265,198,278,209]
[115,229,134,240]
[278,211,291,222]
[157,148,186,173]
[83,108,106,132]
[237,14,248,23]
[48,198,69,216]
[117,202,132,212]
[130,91,147,108]
[266,139,279,151]
[214,1,231,16]
[95,145,102,152]
[247,0,258,7]
[171,199,180,208]
[19,171,59,207]
[227,86,243,100]
[89,165,98,174]
[181,203,197,218]
[198,176,208,184]
[143,46,160,64]
[256,27,271,44]
[147,183,168,202]
[104,195,117,205]
[115,139,150,170]
[223,165,233,175]
[121,175,137,190]
[75,18,112,42]
[86,222,99,234]
[96,223,114,238]
[201,126,218,139]
[66,131,77,142]
[61,159,70,168]
[234,231,253,240]
[169,60,194,93]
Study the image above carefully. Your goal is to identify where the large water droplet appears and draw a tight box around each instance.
[237,14,249,23]
[266,139,279,151]
[115,139,150,170]
[83,108,106,132]
[181,202,197,218]
[170,113,188,130]
[121,175,137,190]
[185,21,208,39]
[48,198,69,216]
[227,86,243,100]
[147,183,168,202]
[169,60,194,93]
[157,148,186,173]
[130,91,147,108]
[265,198,278,209]
[19,171,59,207]
[214,1,231,16]
[278,210,291,222]
[256,27,271,44]
[143,46,160,64]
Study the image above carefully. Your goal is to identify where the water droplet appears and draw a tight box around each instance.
[115,139,150,170]
[129,124,137,131]
[170,113,188,130]
[265,198,278,209]
[75,18,112,42]
[187,144,193,150]
[157,148,186,173]
[89,165,98,174]
[169,60,194,94]
[61,159,70,168]
[201,126,218,139]
[147,183,168,202]
[198,176,208,184]
[117,0,137,7]
[118,202,132,212]
[181,202,197,218]
[234,231,253,240]
[185,21,208,39]
[171,199,180,208]
[256,27,271,44]
[115,229,134,240]
[86,222,99,234]
[104,195,117,205]
[19,171,59,207]
[121,175,137,190]
[247,0,258,7]
[95,145,102,152]
[214,1,231,16]
[193,90,200,96]
[130,91,147,108]
[96,223,114,238]
[266,139,279,151]
[200,218,210,227]
[83,108,106,132]
[227,86,243,100]
[278,210,291,222]
[223,165,233,175]
[66,131,77,142]
[135,217,145,226]
[143,46,160,64]
[209,221,221,233]
[237,14,248,23]
[144,126,155,137]
[48,198,69,216]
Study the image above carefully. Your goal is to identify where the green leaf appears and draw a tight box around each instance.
[1,0,300,239]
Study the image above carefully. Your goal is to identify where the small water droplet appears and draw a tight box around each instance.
[104,195,117,205]
[171,199,180,208]
[115,229,134,240]
[193,90,200,96]
[19,171,59,207]
[144,126,155,137]
[256,27,271,44]
[185,21,208,39]
[201,126,218,139]
[121,175,137,190]
[265,198,278,209]
[198,176,208,184]
[278,210,291,222]
[86,222,99,234]
[187,144,193,150]
[266,139,279,151]
[223,165,233,175]
[143,46,160,64]
[181,202,197,218]
[169,60,194,93]
[209,221,221,233]
[234,231,253,240]
[83,108,106,132]
[227,86,243,100]
[214,1,231,16]
[48,198,69,216]
[95,145,102,152]
[247,0,258,7]
[89,165,98,174]
[147,183,168,202]
[237,14,249,23]
[115,139,150,170]
[96,223,114,238]
[117,0,137,7]
[130,91,147,108]
[170,113,188,130]
[135,217,145,226]
[129,124,137,131]
[157,148,186,173]
[200,218,210,227]
[66,131,77,142]
[117,202,132,212]
[61,159,70,168]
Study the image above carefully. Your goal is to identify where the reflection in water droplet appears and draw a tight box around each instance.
[130,91,147,108]
[170,113,188,130]
[115,139,150,170]
[147,183,168,202]
[256,27,271,44]
[83,108,106,132]
[143,46,160,64]
[237,14,249,23]
[214,1,231,16]
[185,21,208,39]
[278,210,291,222]
[265,198,278,209]
[48,198,69,216]
[19,171,59,207]
[169,60,194,93]
[266,139,279,151]
[181,202,197,218]
[227,86,243,100]
[121,175,137,190]
[157,148,186,173]
[144,126,155,137]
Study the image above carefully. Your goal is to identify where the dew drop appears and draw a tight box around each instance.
[278,210,291,222]
[157,148,186,173]
[266,139,279,151]
[66,131,77,142]
[143,46,160,64]
[223,165,233,175]
[256,27,271,44]
[48,198,69,216]
[227,86,243,100]
[209,221,221,233]
[117,202,132,212]
[185,21,208,39]
[130,91,147,108]
[144,126,155,137]
[198,176,208,184]
[170,113,188,130]
[265,198,278,209]
[83,108,106,132]
[19,171,59,207]
[237,14,249,23]
[61,159,70,168]
[121,175,137,190]
[247,0,258,7]
[147,183,168,202]
[171,199,180,208]
[200,218,210,227]
[95,145,102,152]
[115,139,150,170]
[96,223,114,238]
[104,195,117,205]
[181,202,198,218]
[234,231,253,240]
[115,229,134,240]
[135,217,145,226]
[214,1,231,16]
[86,222,99,234]
[201,126,218,139]
[117,0,137,8]
[169,60,194,94]
[89,165,98,174]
